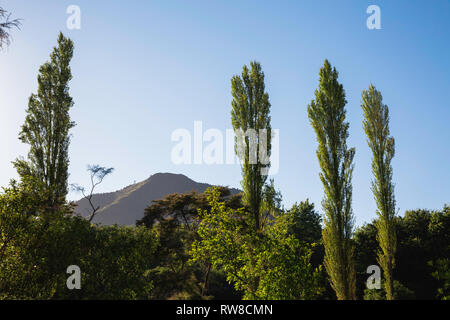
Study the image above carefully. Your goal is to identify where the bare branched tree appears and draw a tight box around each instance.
[0,7,21,50]
[71,165,114,223]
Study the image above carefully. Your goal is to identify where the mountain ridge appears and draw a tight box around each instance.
[75,172,240,226]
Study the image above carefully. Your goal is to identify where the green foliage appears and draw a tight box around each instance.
[364,280,415,300]
[231,61,271,231]
[0,180,159,300]
[395,208,447,299]
[284,201,335,299]
[354,206,450,300]
[286,200,322,245]
[145,219,203,300]
[191,187,323,300]
[307,59,356,300]
[191,188,254,297]
[255,207,324,300]
[138,188,242,300]
[361,84,397,299]
[260,179,283,229]
[138,187,241,230]
[353,223,378,298]
[73,224,158,300]
[429,258,450,300]
[13,32,75,207]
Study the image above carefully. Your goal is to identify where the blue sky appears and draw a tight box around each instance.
[0,0,449,226]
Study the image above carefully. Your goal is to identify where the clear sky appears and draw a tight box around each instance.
[1,0,449,226]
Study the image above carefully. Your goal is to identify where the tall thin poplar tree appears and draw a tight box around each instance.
[231,61,271,232]
[361,84,397,300]
[14,32,75,207]
[307,59,356,300]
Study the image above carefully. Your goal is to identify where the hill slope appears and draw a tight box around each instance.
[75,172,240,226]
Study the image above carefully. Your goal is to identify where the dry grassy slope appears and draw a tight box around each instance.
[75,172,240,226]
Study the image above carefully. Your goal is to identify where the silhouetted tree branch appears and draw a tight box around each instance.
[0,7,21,50]
[71,165,114,223]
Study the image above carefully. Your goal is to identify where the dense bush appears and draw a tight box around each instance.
[191,187,324,300]
[354,205,450,300]
[0,180,159,300]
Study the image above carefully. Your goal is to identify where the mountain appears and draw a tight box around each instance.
[74,172,240,226]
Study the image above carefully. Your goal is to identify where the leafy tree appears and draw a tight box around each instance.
[231,61,272,232]
[71,224,158,300]
[361,84,397,299]
[13,32,75,208]
[283,200,336,299]
[395,209,435,299]
[307,59,356,300]
[253,222,323,299]
[397,206,450,299]
[0,7,21,50]
[354,205,450,300]
[138,187,241,230]
[191,187,323,300]
[0,178,44,275]
[0,179,159,299]
[144,216,203,300]
[286,200,322,245]
[138,188,242,300]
